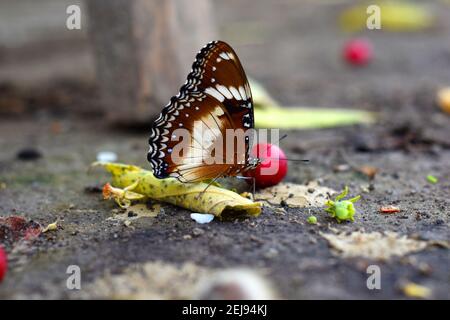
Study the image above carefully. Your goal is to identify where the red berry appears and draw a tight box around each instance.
[245,143,288,188]
[343,38,373,66]
[0,246,7,282]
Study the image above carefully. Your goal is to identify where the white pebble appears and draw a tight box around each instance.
[96,151,117,162]
[190,213,214,224]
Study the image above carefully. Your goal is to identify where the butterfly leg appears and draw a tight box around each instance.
[195,168,230,200]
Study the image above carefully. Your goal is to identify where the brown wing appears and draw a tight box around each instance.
[148,41,254,182]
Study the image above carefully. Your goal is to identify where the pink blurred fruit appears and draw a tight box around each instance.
[343,38,373,66]
[245,143,288,188]
[0,246,7,282]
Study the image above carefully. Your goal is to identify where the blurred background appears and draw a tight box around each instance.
[1,0,449,122]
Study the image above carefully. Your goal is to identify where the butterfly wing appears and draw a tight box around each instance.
[148,41,254,182]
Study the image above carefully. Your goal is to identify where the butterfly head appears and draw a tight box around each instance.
[246,157,261,170]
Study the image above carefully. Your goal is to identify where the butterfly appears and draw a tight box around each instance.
[147,40,259,184]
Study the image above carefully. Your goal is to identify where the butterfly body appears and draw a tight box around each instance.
[148,41,256,183]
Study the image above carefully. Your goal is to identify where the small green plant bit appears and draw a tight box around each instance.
[426,175,438,184]
[325,186,360,223]
[307,215,318,224]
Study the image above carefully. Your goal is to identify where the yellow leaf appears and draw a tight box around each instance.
[437,87,450,114]
[93,162,261,219]
[255,107,376,129]
[402,282,431,299]
[251,78,376,129]
[42,221,58,233]
[340,1,434,32]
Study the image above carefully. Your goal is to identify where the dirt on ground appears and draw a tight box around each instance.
[0,0,449,299]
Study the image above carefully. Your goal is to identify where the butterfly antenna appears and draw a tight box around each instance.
[267,133,309,163]
[261,158,309,163]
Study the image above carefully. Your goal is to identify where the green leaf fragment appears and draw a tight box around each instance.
[307,215,318,224]
[324,186,360,223]
[426,175,438,184]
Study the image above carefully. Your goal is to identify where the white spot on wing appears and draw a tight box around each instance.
[239,86,247,100]
[219,52,231,60]
[216,85,233,100]
[229,86,242,100]
[205,87,225,102]
[245,83,251,98]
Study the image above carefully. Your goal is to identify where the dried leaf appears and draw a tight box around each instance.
[0,216,41,246]
[42,221,58,233]
[106,203,161,224]
[93,162,261,219]
[380,206,401,214]
[357,165,378,179]
[256,182,337,207]
[321,230,428,260]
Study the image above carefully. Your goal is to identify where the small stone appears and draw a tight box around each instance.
[192,228,204,237]
[333,164,350,172]
[190,213,214,224]
[128,211,137,217]
[183,234,192,240]
[264,248,279,259]
[16,148,42,161]
[96,151,117,163]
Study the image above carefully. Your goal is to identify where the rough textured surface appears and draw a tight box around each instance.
[0,0,449,299]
